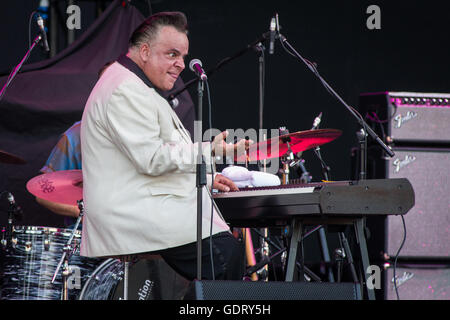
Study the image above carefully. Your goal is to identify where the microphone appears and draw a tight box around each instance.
[36,13,50,52]
[189,59,207,81]
[311,112,322,130]
[269,17,276,55]
[169,97,179,108]
[7,192,23,220]
[7,192,15,206]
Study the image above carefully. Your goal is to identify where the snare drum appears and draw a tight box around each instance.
[0,226,103,300]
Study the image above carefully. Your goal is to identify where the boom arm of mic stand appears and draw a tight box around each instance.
[168,32,272,102]
[0,34,42,102]
[278,33,394,158]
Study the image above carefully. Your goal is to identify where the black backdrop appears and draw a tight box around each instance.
[0,1,449,247]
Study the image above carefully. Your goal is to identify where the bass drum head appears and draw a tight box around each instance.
[79,257,190,300]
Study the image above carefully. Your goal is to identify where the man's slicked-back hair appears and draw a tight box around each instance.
[129,11,188,48]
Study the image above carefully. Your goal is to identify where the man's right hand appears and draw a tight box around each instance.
[212,130,253,161]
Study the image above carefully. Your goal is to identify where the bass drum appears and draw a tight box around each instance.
[0,226,103,300]
[79,257,190,300]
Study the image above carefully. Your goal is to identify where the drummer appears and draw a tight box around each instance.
[36,121,82,222]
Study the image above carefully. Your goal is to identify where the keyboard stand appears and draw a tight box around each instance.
[284,216,375,300]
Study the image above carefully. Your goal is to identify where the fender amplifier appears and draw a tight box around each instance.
[359,91,450,145]
[365,146,450,259]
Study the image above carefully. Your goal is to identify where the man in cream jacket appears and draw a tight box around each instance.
[80,12,248,280]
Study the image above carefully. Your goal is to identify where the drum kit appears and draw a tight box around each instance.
[0,129,342,300]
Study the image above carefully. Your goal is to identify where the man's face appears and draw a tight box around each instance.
[141,26,189,91]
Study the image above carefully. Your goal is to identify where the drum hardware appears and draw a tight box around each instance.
[44,229,50,251]
[278,127,294,185]
[51,199,85,300]
[247,227,322,282]
[1,191,23,252]
[123,260,130,300]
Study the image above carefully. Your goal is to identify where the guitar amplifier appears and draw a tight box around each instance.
[359,91,450,145]
[385,265,450,300]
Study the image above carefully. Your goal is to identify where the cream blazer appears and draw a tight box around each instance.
[80,62,229,257]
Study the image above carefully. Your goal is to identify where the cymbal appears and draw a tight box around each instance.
[237,129,342,162]
[0,150,26,164]
[26,170,83,206]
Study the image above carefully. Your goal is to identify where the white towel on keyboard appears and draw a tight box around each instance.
[250,170,281,187]
[221,166,280,188]
[221,166,252,181]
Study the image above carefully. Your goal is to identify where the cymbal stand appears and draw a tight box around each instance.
[52,199,84,300]
[290,156,312,184]
[254,42,271,281]
[278,126,335,282]
[279,127,294,185]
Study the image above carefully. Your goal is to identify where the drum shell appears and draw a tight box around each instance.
[0,226,102,300]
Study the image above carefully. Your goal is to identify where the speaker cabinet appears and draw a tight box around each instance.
[359,91,450,144]
[384,148,450,258]
[366,147,450,259]
[184,280,362,300]
[385,266,450,300]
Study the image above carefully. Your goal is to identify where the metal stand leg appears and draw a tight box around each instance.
[123,260,130,300]
[61,259,70,300]
[339,231,359,282]
[285,219,302,281]
[355,219,375,300]
[318,228,335,282]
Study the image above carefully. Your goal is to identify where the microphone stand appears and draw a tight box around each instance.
[254,42,271,281]
[51,199,84,300]
[276,28,387,299]
[0,34,43,102]
[195,79,207,280]
[276,32,394,165]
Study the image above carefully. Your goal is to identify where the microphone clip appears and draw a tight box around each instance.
[7,192,23,221]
